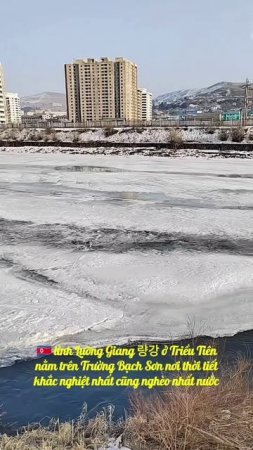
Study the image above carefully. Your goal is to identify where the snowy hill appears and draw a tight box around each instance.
[155,88,199,104]
[21,92,66,112]
[154,82,246,113]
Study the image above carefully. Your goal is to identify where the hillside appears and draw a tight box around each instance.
[21,92,66,112]
[154,82,247,114]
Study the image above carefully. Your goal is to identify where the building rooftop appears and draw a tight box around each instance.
[72,57,137,65]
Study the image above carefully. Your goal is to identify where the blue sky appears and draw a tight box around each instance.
[2,0,253,97]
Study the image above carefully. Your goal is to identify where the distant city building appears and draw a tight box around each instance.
[137,88,153,121]
[21,114,43,125]
[0,64,6,124]
[5,92,21,124]
[41,111,67,121]
[65,57,138,122]
[21,110,67,125]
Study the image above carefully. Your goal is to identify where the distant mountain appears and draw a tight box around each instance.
[154,82,247,114]
[21,92,66,112]
[155,88,199,105]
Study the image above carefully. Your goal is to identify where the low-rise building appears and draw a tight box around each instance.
[21,114,44,125]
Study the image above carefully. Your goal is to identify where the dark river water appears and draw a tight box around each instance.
[0,330,253,433]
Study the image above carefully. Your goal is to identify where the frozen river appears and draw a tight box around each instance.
[0,153,253,366]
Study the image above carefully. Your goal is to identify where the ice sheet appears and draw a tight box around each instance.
[0,154,252,365]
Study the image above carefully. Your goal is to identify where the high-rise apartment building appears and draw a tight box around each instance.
[0,64,6,124]
[137,88,153,122]
[114,57,138,121]
[6,92,21,124]
[65,57,138,122]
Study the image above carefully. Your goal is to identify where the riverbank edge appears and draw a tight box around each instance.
[0,145,253,159]
[1,325,252,370]
[1,140,253,150]
[1,358,252,449]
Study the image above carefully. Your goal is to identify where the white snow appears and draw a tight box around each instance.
[0,126,249,144]
[0,154,252,366]
[99,436,131,449]
[154,81,242,104]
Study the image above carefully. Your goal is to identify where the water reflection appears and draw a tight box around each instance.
[54,165,126,173]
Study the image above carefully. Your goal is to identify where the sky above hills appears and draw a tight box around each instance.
[2,0,253,97]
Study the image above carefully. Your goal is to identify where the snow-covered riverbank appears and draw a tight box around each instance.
[1,125,253,145]
[1,145,253,158]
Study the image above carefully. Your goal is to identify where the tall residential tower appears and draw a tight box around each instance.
[5,93,21,124]
[65,57,138,122]
[0,64,6,124]
[137,88,153,122]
